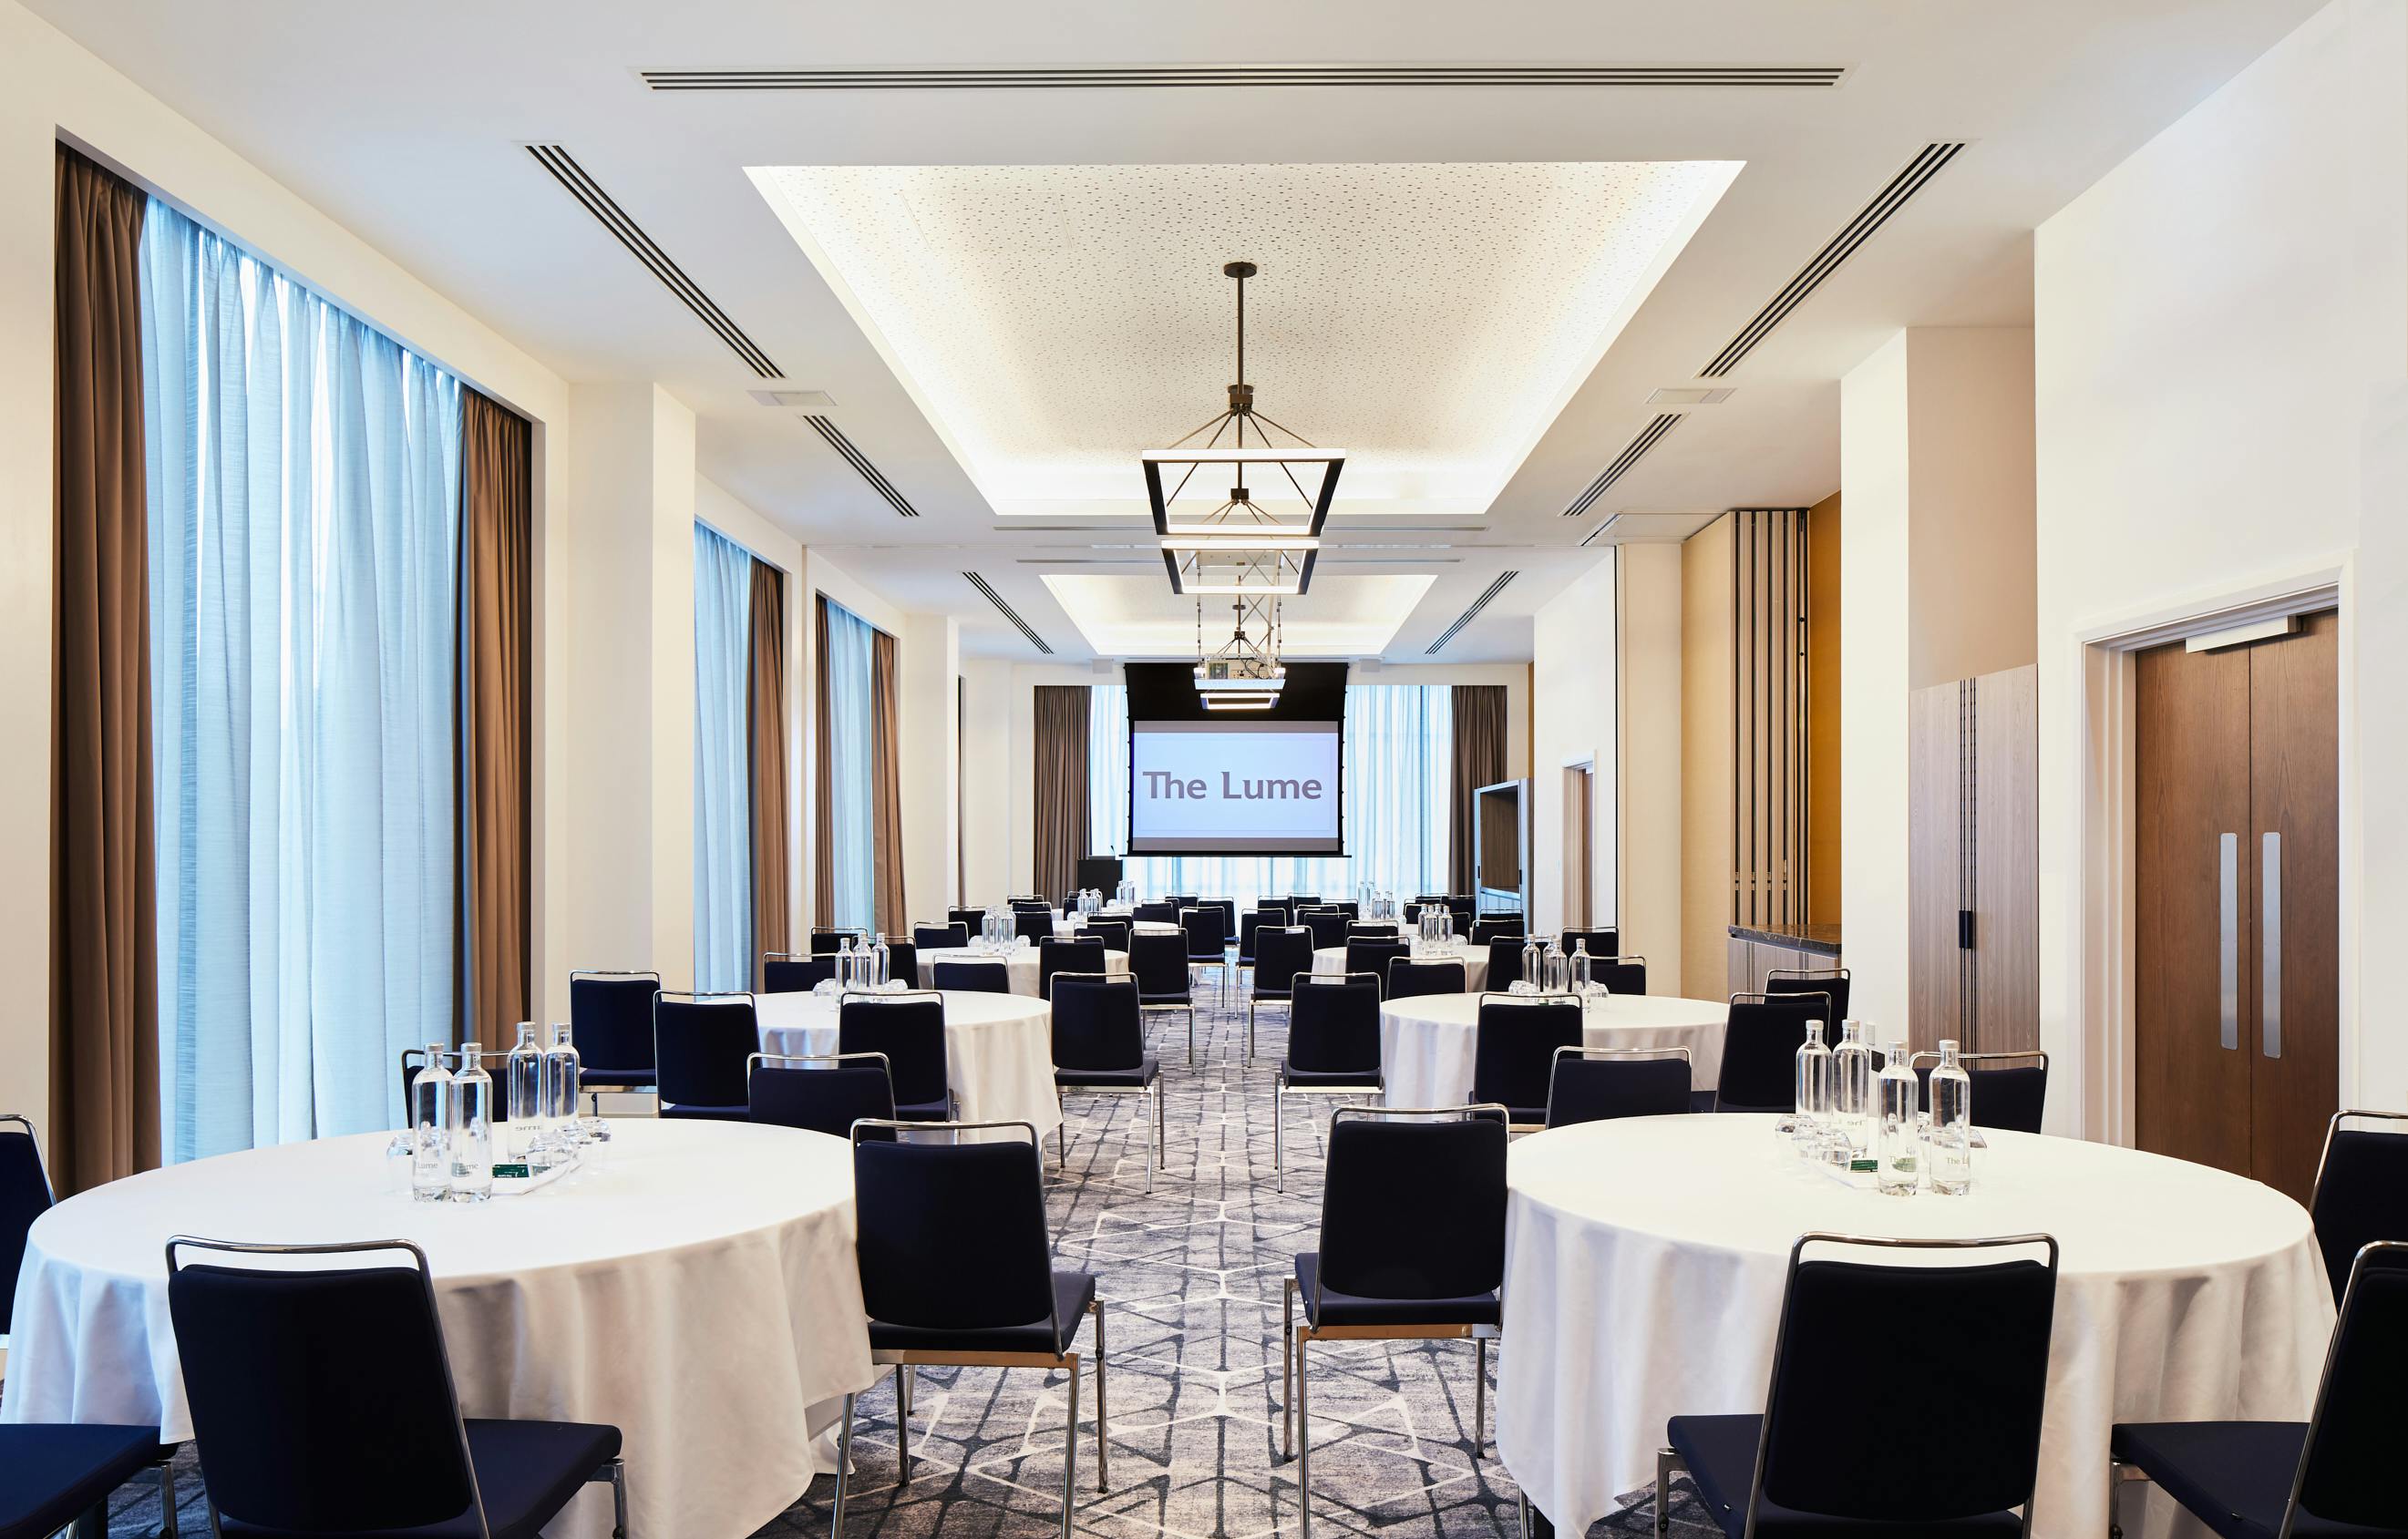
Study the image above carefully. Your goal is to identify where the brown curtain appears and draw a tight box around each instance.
[1031,685,1091,906]
[458,392,531,1041]
[1450,684,1509,895]
[812,596,835,927]
[51,147,160,1194]
[868,629,907,936]
[747,564,789,986]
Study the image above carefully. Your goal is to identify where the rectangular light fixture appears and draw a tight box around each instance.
[1159,532,1322,552]
[1201,692,1278,710]
[1182,580,1301,597]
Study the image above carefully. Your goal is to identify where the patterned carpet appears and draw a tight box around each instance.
[95,990,1716,1539]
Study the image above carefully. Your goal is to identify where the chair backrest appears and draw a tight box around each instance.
[1085,918,1131,952]
[1345,921,1399,939]
[1040,937,1106,1000]
[1908,1050,2050,1136]
[812,927,866,955]
[1286,895,1320,908]
[1238,911,1265,959]
[1715,992,1834,1112]
[653,991,760,1108]
[947,907,985,930]
[1163,894,1200,910]
[1561,928,1620,959]
[837,994,949,1108]
[1128,930,1191,999]
[167,1238,481,1533]
[1472,995,1585,1118]
[1287,975,1383,1074]
[747,1052,897,1140]
[1765,967,1849,1019]
[1013,908,1055,944]
[2294,1240,2408,1527]
[1256,899,1293,926]
[1471,916,1524,947]
[931,958,1012,994]
[1595,956,1648,996]
[914,923,969,951]
[1545,1048,1691,1128]
[1387,958,1466,1000]
[879,939,920,988]
[0,1114,54,1333]
[1344,938,1411,991]
[569,970,661,1074]
[1251,927,1315,1000]
[1050,975,1147,1074]
[1318,1107,1508,1305]
[1299,908,1348,949]
[1754,1234,2058,1524]
[1203,898,1238,939]
[1009,898,1052,912]
[1181,907,1229,959]
[1487,936,1527,989]
[763,953,837,993]
[851,1124,1057,1332]
[1132,901,1179,926]
[2310,1113,2408,1308]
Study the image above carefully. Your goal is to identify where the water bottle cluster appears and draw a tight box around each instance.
[834,934,892,991]
[1790,1021,1975,1195]
[1508,936,1601,995]
[406,1022,592,1205]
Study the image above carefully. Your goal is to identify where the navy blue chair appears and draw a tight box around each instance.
[1013,908,1055,946]
[1297,908,1348,950]
[812,927,868,956]
[1584,954,1648,996]
[2310,1110,2408,1308]
[0,1422,171,1539]
[1273,975,1384,1192]
[1084,918,1131,954]
[1911,1049,2050,1136]
[1659,1232,2058,1539]
[1248,927,1316,1060]
[1486,937,1527,990]
[1561,928,1620,959]
[1765,966,1849,1021]
[1546,1046,1693,1128]
[1343,921,1399,939]
[1129,930,1197,1065]
[913,922,970,952]
[838,994,952,1123]
[1162,894,1200,912]
[1237,911,1266,979]
[1285,895,1320,909]
[837,1122,1106,1539]
[1131,901,1179,927]
[1181,907,1232,1001]
[1284,1105,1508,1533]
[2110,1240,2408,1539]
[1714,992,1836,1114]
[1470,917,1524,948]
[747,1051,897,1141]
[569,970,660,1108]
[763,952,838,993]
[1387,956,1466,1000]
[653,990,758,1120]
[1343,938,1410,995]
[0,1113,53,1339]
[165,1236,624,1539]
[946,907,985,931]
[1471,994,1585,1129]
[1256,899,1293,928]
[1049,975,1162,1189]
[1038,937,1106,1003]
[931,958,1012,994]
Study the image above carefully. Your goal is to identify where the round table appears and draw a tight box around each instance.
[755,988,1062,1137]
[1379,990,1727,1104]
[0,1120,875,1539]
[1497,1115,2332,1538]
[1314,944,1488,992]
[916,944,1127,997]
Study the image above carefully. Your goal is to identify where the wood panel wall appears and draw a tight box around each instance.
[1730,509,1811,932]
[1805,492,1843,926]
[1680,518,1735,997]
[1906,662,2038,1053]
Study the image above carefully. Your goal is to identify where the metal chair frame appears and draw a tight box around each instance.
[834,990,960,1123]
[832,1120,1108,1539]
[1046,973,1166,1192]
[1245,926,1316,1060]
[1272,974,1387,1193]
[1179,907,1234,1004]
[2311,1107,2408,1206]
[164,1235,627,1539]
[1285,1104,1510,1539]
[1655,1230,2058,1539]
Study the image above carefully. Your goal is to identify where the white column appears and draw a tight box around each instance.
[1530,554,1619,936]
[899,613,961,922]
[1617,543,1684,994]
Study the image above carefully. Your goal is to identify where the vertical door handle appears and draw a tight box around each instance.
[2261,831,2282,1059]
[2218,833,2238,1051]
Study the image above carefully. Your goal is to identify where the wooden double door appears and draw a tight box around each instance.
[2134,610,2337,1205]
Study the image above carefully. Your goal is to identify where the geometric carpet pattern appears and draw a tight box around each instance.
[91,988,1718,1538]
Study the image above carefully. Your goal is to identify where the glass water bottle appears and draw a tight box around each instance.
[447,1041,494,1203]
[1929,1039,1975,1195]
[542,1022,584,1154]
[1519,935,1546,993]
[1829,1020,1876,1161]
[871,933,891,988]
[1876,1040,1922,1195]
[1569,940,1594,995]
[504,1021,544,1160]
[1543,938,1570,994]
[409,1044,453,1203]
[1791,1021,1829,1153]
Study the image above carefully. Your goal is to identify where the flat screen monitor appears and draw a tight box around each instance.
[1127,718,1343,856]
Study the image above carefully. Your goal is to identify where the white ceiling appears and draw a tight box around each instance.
[23,0,2327,663]
[1042,573,1436,657]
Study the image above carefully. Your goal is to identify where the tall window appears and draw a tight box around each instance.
[693,525,753,992]
[142,201,463,1159]
[1089,683,1451,905]
[820,599,878,928]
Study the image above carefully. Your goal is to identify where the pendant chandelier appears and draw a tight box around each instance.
[1144,261,1344,598]
[1193,594,1285,710]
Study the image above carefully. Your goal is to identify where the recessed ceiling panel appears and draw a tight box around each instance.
[752,161,1738,520]
[1041,572,1434,658]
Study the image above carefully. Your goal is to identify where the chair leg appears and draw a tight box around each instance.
[159,1456,179,1538]
[1654,1447,1676,1539]
[609,1456,629,1539]
[831,1391,856,1539]
[1296,1329,1313,1539]
[1474,1336,1487,1457]
[1145,1085,1157,1194]
[1061,1351,1082,1539]
[1090,1299,1110,1491]
[73,1503,105,1538]
[1155,1081,1167,1174]
[2107,1457,2125,1539]
[1187,1005,1196,1066]
[1281,1277,1296,1459]
[896,1364,912,1478]
[1247,1000,1256,1061]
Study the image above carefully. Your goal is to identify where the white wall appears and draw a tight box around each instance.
[1531,554,1618,938]
[1617,545,1683,994]
[2034,0,2406,1124]
[1839,335,1913,1031]
[959,657,1015,906]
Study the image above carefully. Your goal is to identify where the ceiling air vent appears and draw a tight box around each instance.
[802,416,919,518]
[964,572,1053,654]
[1698,142,1966,378]
[525,144,783,379]
[641,64,1847,91]
[1563,415,1683,519]
[1425,571,1518,655]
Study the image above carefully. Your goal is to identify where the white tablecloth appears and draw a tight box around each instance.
[756,988,1061,1137]
[1379,991,1727,1103]
[1,1120,874,1539]
[916,945,1127,997]
[1497,1115,2333,1538]
[1312,944,1488,992]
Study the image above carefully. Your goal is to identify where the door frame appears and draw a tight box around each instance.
[2071,559,2354,1146]
[1561,755,1598,929]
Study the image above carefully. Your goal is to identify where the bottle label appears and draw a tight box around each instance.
[492,1163,531,1180]
[1848,1157,1878,1173]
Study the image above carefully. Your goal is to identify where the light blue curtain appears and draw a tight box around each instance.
[142,200,463,1160]
[1089,682,1451,906]
[823,600,878,929]
[693,526,754,992]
